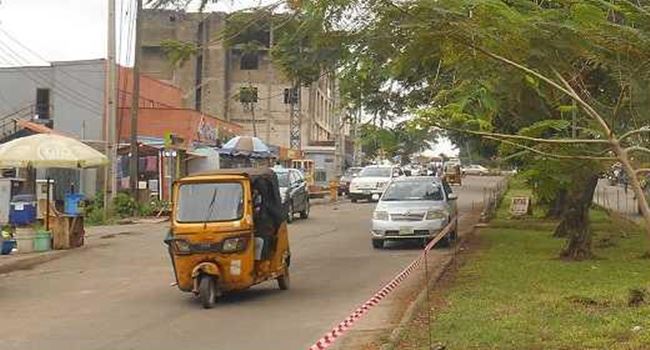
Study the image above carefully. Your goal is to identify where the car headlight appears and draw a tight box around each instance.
[373,211,389,220]
[172,239,191,254]
[425,209,448,220]
[376,181,387,189]
[221,237,249,253]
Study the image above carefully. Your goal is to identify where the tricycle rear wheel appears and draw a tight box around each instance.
[277,266,290,290]
[199,276,217,309]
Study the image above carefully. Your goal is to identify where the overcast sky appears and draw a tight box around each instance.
[0,0,272,66]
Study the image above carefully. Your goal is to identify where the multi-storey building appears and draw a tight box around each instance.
[139,9,344,150]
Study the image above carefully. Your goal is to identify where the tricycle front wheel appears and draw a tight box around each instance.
[199,276,217,309]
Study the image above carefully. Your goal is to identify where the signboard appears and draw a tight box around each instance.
[510,196,531,216]
[196,115,219,144]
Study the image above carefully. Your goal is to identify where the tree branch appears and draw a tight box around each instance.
[620,127,650,141]
[626,146,650,155]
[483,136,616,161]
[636,168,650,175]
[441,125,609,145]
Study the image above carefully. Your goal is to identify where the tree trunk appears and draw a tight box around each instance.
[546,188,567,219]
[555,173,599,260]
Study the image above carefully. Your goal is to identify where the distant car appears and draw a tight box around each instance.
[338,167,364,196]
[462,164,489,176]
[371,177,458,249]
[274,168,310,223]
[349,165,403,202]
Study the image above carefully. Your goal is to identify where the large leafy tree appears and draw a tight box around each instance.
[150,0,650,258]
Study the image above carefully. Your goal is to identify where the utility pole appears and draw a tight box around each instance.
[129,0,143,199]
[104,0,117,214]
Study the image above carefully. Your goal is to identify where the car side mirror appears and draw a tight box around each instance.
[448,193,458,200]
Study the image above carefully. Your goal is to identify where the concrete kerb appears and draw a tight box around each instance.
[379,214,483,350]
[0,248,80,275]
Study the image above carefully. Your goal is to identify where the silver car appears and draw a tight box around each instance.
[371,177,458,249]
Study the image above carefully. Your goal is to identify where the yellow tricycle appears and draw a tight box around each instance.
[165,168,290,308]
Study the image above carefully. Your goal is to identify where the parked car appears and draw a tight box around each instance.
[349,165,403,202]
[338,167,364,196]
[274,168,310,223]
[371,177,458,249]
[462,164,489,176]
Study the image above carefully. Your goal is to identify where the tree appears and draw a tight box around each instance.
[148,0,650,258]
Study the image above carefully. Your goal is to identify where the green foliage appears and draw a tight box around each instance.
[113,192,137,218]
[160,40,198,68]
[85,192,110,226]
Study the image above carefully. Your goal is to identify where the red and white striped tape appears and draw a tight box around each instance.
[307,219,455,350]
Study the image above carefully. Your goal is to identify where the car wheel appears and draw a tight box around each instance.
[351,198,358,203]
[287,201,294,223]
[435,231,453,248]
[300,200,310,219]
[372,239,384,249]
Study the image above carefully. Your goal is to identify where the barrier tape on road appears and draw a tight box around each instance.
[307,218,457,350]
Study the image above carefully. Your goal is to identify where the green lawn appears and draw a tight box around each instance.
[398,181,650,350]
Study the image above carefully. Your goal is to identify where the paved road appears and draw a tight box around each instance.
[0,176,501,350]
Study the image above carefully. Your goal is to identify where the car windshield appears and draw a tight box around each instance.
[276,172,290,187]
[360,167,392,177]
[176,182,244,222]
[382,181,444,201]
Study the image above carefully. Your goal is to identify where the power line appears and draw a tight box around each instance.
[0,36,105,110]
[0,41,104,117]
[0,27,109,96]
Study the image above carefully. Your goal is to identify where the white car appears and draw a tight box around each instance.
[462,164,489,176]
[371,177,458,248]
[349,165,403,202]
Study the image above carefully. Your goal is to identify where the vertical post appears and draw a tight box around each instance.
[129,0,143,200]
[45,177,50,231]
[104,0,117,215]
[617,188,620,211]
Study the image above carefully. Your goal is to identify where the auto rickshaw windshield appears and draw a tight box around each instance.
[176,182,244,223]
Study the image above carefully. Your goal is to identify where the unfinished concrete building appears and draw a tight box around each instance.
[140,9,342,150]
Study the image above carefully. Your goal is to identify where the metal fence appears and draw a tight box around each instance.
[593,180,641,218]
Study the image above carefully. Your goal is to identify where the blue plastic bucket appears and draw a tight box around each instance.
[64,194,85,215]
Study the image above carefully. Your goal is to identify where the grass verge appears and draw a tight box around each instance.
[397,179,650,350]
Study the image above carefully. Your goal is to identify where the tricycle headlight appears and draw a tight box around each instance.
[221,237,248,253]
[373,211,389,221]
[426,209,448,221]
[173,239,191,254]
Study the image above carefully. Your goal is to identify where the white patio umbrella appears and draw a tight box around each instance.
[0,134,108,229]
[0,133,108,168]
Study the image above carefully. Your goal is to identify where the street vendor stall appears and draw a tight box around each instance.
[0,134,108,252]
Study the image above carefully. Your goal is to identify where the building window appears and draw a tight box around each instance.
[283,87,299,104]
[240,53,259,70]
[35,88,50,119]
